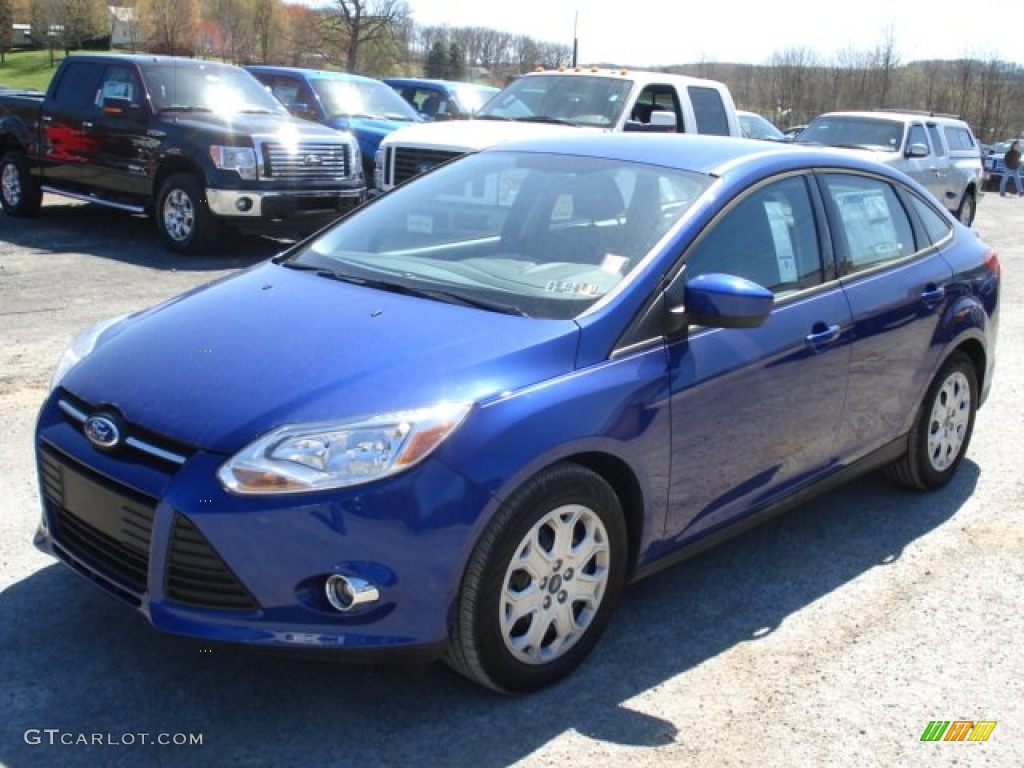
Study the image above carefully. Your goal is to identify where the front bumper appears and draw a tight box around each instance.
[205,187,366,232]
[34,392,491,658]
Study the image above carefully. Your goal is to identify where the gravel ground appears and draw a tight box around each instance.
[0,194,1020,767]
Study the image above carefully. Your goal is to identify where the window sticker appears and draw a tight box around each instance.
[407,214,433,234]
[545,280,602,295]
[600,253,629,274]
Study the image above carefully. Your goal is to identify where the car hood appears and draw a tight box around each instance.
[323,116,412,151]
[162,111,344,141]
[62,262,580,453]
[381,119,599,152]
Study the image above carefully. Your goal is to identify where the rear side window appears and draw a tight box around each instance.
[907,193,954,245]
[944,125,977,151]
[687,86,730,136]
[820,174,916,274]
[50,61,103,111]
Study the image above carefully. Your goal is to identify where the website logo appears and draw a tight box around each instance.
[920,721,997,742]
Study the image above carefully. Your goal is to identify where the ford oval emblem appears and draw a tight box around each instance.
[84,415,121,449]
[303,154,322,166]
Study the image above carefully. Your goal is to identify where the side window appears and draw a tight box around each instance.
[684,176,824,294]
[628,85,682,131]
[908,124,930,155]
[268,77,301,105]
[820,174,916,274]
[96,65,138,109]
[50,62,103,111]
[926,124,947,157]
[687,86,730,136]
[906,192,954,246]
[943,125,976,151]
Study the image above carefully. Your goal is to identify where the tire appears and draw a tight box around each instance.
[955,192,976,227]
[155,173,221,254]
[886,352,978,491]
[446,463,628,693]
[0,150,43,217]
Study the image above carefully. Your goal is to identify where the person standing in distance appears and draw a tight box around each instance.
[999,139,1022,196]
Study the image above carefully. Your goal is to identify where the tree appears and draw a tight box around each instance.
[446,41,464,80]
[423,40,444,78]
[320,0,409,74]
[138,0,200,55]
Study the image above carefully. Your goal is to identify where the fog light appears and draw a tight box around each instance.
[235,197,253,212]
[325,573,380,612]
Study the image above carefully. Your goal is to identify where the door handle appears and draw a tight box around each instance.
[921,285,945,305]
[82,121,94,130]
[805,323,841,349]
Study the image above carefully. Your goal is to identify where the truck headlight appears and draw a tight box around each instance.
[217,402,471,494]
[210,145,258,180]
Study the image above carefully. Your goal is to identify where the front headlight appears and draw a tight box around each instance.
[218,402,471,495]
[51,314,129,391]
[209,145,258,180]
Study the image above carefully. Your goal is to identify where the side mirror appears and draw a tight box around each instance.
[287,102,318,122]
[906,142,930,158]
[102,96,141,116]
[669,273,774,331]
[649,111,677,132]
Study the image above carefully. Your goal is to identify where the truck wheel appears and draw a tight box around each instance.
[0,151,43,217]
[156,173,221,254]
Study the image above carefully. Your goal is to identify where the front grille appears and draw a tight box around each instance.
[165,514,259,612]
[259,140,351,182]
[41,447,156,595]
[392,147,464,186]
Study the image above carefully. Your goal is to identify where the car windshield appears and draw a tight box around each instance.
[143,62,286,115]
[797,116,904,151]
[477,75,633,127]
[285,151,711,319]
[740,113,785,141]
[452,83,499,113]
[311,78,420,121]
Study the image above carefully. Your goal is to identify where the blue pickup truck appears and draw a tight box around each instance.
[246,66,423,186]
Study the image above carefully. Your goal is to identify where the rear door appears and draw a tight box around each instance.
[817,172,954,461]
[40,60,104,186]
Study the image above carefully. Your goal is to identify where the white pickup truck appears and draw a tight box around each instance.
[374,67,742,192]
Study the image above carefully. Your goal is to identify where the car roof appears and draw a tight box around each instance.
[813,110,968,126]
[245,65,378,85]
[484,132,914,180]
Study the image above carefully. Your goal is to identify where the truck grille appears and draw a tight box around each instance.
[391,147,464,186]
[259,140,352,182]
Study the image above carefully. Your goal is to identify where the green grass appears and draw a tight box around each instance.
[0,49,69,92]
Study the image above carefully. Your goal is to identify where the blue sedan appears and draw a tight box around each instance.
[34,134,1000,693]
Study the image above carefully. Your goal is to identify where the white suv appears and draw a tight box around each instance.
[797,110,984,225]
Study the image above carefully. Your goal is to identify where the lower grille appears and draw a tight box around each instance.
[165,514,259,612]
[41,448,156,594]
[392,147,464,186]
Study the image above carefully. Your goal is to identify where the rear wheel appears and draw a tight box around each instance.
[156,173,221,253]
[886,352,977,490]
[447,463,627,693]
[955,192,976,226]
[0,151,43,217]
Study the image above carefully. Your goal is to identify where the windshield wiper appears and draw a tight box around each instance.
[158,106,213,114]
[513,116,577,126]
[280,262,528,315]
[474,114,510,121]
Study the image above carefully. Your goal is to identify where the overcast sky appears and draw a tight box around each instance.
[404,0,1020,68]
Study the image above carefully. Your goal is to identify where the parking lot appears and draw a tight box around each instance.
[1,194,1021,767]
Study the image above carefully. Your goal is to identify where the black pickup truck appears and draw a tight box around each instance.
[0,54,366,252]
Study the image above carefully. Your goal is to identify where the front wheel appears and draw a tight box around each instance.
[886,352,978,490]
[0,151,43,217]
[447,463,628,693]
[155,173,221,253]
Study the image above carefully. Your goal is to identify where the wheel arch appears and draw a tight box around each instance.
[152,157,205,208]
[953,337,987,403]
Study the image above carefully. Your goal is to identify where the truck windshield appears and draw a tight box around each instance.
[477,75,632,128]
[311,78,419,122]
[143,62,287,116]
[797,117,904,152]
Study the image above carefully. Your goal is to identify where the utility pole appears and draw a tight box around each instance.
[572,11,578,67]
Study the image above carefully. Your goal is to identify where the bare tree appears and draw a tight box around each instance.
[320,0,409,74]
[139,0,200,55]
